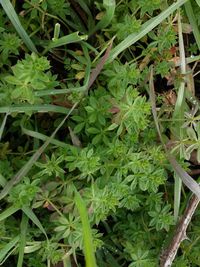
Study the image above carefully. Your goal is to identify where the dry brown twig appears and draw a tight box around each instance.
[160,194,199,266]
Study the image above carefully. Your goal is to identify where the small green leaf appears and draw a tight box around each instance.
[87,127,100,134]
[107,123,118,131]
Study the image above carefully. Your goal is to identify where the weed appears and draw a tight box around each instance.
[0,1,200,266]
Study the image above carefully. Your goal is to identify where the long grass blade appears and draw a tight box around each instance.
[34,86,85,97]
[0,235,19,264]
[22,206,48,240]
[168,155,200,200]
[185,1,200,50]
[78,0,94,32]
[108,0,188,62]
[0,104,69,114]
[17,214,29,267]
[21,122,70,149]
[173,11,186,221]
[0,0,37,53]
[74,191,97,267]
[0,205,20,221]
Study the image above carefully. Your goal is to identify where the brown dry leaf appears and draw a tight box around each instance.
[139,47,157,71]
[68,126,82,147]
[163,90,177,106]
[186,65,195,96]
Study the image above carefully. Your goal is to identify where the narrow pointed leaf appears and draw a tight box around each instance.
[48,32,88,49]
[0,235,19,264]
[0,113,8,141]
[0,104,69,114]
[75,191,97,267]
[196,0,200,7]
[168,155,200,200]
[22,206,48,240]
[17,214,29,267]
[185,1,200,50]
[88,38,113,89]
[0,205,20,221]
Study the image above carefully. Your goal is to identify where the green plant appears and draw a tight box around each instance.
[3,53,58,104]
[1,0,200,266]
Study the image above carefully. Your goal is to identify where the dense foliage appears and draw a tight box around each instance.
[0,0,200,266]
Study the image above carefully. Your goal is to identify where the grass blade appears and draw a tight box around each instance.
[0,174,6,187]
[78,0,94,32]
[24,242,42,253]
[185,1,200,50]
[34,86,85,97]
[0,113,8,141]
[173,11,186,221]
[47,32,88,49]
[42,31,88,55]
[0,205,20,221]
[0,104,69,114]
[168,155,200,200]
[108,0,188,62]
[0,0,37,53]
[74,191,97,267]
[22,206,48,240]
[89,0,116,35]
[0,235,19,264]
[175,54,200,66]
[174,173,182,221]
[149,67,164,143]
[196,0,200,7]
[21,122,70,149]
[17,214,29,267]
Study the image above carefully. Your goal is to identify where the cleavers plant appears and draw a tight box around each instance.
[0,0,200,267]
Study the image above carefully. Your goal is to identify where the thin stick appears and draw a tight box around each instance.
[160,194,199,267]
